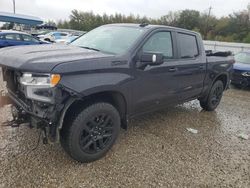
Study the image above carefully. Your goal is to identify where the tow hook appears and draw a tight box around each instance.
[2,120,22,127]
[2,118,30,128]
[2,105,30,128]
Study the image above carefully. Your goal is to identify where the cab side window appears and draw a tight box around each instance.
[177,33,199,58]
[142,32,173,59]
[22,35,39,42]
[5,34,21,41]
[53,33,60,37]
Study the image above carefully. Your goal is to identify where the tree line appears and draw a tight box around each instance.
[57,5,250,43]
[1,5,249,43]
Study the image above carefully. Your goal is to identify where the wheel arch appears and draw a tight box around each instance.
[213,73,229,90]
[58,90,128,133]
[199,73,229,102]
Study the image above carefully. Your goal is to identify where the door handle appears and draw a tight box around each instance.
[199,65,205,69]
[168,67,177,72]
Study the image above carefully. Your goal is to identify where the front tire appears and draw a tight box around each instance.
[200,80,224,111]
[61,102,120,163]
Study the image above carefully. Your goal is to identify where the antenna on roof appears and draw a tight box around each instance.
[139,23,149,27]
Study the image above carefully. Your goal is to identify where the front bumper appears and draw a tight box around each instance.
[0,67,74,142]
[231,72,250,87]
[1,89,50,122]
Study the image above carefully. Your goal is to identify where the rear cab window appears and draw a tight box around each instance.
[60,33,68,36]
[52,33,60,37]
[53,33,67,37]
[177,33,199,59]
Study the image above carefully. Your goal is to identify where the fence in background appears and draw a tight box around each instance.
[203,40,250,54]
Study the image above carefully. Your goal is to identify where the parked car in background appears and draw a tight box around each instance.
[31,30,51,38]
[231,51,250,88]
[0,30,47,48]
[38,31,69,42]
[55,32,86,44]
[55,35,79,44]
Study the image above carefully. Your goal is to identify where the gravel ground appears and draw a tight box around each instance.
[0,74,250,187]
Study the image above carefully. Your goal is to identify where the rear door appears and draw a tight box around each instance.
[175,32,206,101]
[131,30,207,115]
[4,33,23,46]
[0,34,7,48]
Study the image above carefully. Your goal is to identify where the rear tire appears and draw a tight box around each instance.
[60,102,120,163]
[200,80,224,111]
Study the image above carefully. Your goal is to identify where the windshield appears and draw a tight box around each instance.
[38,30,50,35]
[235,52,250,64]
[71,25,146,55]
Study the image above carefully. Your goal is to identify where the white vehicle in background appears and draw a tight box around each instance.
[38,31,69,42]
[55,32,86,44]
[55,35,79,44]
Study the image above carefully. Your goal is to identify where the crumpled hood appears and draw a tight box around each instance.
[233,62,250,72]
[0,44,113,72]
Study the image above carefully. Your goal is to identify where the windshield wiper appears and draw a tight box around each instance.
[80,46,100,52]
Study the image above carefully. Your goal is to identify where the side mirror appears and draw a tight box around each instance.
[140,52,164,66]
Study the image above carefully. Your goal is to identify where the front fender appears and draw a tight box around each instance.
[59,72,133,97]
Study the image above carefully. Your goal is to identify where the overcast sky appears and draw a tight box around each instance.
[0,0,249,22]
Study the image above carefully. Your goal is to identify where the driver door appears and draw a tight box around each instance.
[131,30,182,114]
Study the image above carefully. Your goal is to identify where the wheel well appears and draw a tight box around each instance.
[61,91,127,131]
[214,74,228,89]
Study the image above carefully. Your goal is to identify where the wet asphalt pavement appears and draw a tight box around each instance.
[0,78,250,187]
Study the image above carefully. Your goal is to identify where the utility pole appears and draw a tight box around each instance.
[204,6,212,40]
[208,6,212,19]
[12,0,16,14]
[248,4,250,21]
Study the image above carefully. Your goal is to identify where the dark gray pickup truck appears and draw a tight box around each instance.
[0,24,234,162]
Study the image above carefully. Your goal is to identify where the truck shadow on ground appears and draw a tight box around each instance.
[1,97,249,187]
[0,99,222,165]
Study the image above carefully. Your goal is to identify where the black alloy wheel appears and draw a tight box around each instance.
[200,80,224,111]
[79,113,114,154]
[60,102,120,163]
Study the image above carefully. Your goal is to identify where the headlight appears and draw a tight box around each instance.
[20,73,61,87]
[242,72,250,77]
[19,73,61,103]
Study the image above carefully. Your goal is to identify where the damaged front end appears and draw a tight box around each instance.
[0,67,74,143]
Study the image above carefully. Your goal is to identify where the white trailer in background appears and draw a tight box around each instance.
[204,40,250,54]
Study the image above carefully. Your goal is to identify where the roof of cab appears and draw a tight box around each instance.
[104,23,200,35]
